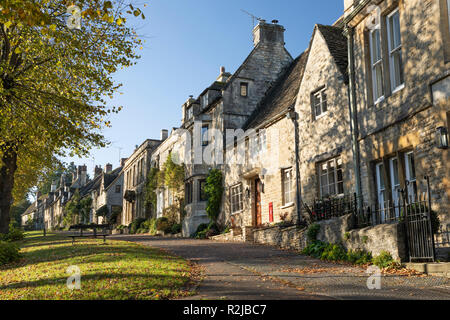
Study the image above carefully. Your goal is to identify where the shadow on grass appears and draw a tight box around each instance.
[2,239,182,271]
[0,272,188,291]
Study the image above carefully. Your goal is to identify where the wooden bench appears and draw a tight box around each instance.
[68,224,111,245]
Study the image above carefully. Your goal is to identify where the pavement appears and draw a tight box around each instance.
[110,235,450,300]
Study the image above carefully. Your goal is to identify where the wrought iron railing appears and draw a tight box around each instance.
[303,194,358,223]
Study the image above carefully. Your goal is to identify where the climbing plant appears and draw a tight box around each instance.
[144,167,160,209]
[204,169,224,223]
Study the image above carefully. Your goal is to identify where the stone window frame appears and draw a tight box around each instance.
[311,85,328,120]
[230,183,244,214]
[281,167,294,206]
[201,125,209,147]
[440,0,450,62]
[318,156,344,198]
[240,82,249,97]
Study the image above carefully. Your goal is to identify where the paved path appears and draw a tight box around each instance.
[111,235,450,300]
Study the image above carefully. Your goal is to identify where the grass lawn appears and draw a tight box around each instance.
[0,231,197,300]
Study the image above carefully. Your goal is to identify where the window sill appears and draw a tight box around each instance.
[391,84,405,95]
[374,96,385,105]
[280,203,295,210]
[315,112,328,120]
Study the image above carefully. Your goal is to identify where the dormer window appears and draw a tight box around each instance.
[186,107,193,120]
[240,82,248,97]
[202,93,209,108]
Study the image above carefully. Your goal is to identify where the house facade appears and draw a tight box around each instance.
[121,139,162,225]
[342,0,449,227]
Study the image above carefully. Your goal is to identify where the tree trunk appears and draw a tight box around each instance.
[0,147,18,234]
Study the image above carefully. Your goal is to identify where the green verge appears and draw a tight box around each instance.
[0,231,195,300]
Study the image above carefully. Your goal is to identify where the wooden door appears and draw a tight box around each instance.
[255,179,262,227]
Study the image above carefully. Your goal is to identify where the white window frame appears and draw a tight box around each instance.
[186,107,193,120]
[319,156,344,198]
[312,87,328,119]
[230,184,243,213]
[375,162,387,221]
[369,26,385,104]
[448,0,450,34]
[282,168,294,206]
[404,152,417,203]
[387,9,404,93]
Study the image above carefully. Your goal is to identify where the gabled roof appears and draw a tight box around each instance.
[22,201,36,216]
[79,174,102,197]
[104,166,123,190]
[243,50,309,130]
[316,24,348,83]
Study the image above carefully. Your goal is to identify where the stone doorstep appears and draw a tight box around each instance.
[405,262,450,278]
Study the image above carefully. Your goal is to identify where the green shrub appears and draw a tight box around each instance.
[346,249,372,265]
[306,224,320,243]
[0,225,24,242]
[193,223,209,239]
[171,223,182,234]
[129,218,146,234]
[373,250,395,268]
[148,219,157,235]
[0,241,20,265]
[156,217,171,233]
[321,243,347,262]
[301,241,327,258]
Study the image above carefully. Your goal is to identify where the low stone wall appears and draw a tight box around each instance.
[253,225,308,251]
[251,214,407,261]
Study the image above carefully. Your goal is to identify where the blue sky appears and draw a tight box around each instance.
[63,0,343,173]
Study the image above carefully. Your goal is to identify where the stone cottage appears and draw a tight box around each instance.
[121,139,162,225]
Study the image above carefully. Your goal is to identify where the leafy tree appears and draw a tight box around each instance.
[204,169,223,223]
[0,1,145,233]
[10,197,31,226]
[64,190,92,226]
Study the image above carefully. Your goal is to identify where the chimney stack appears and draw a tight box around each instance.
[252,19,285,47]
[79,165,87,186]
[161,129,169,141]
[105,163,113,173]
[94,165,103,177]
[120,158,128,167]
[217,66,231,82]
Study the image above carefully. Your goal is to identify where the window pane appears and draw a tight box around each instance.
[392,50,404,88]
[375,63,384,99]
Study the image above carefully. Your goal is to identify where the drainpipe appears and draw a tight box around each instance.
[344,25,363,211]
[287,108,302,224]
[341,0,371,211]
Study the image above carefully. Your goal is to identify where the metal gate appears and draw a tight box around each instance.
[404,177,436,262]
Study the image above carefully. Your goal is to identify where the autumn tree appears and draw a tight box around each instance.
[0,0,146,233]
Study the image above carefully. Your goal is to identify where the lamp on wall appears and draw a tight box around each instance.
[436,126,449,150]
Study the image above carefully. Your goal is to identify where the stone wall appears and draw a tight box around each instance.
[252,214,407,261]
[253,225,308,251]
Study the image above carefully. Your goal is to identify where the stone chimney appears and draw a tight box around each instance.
[79,165,87,186]
[216,66,231,82]
[105,163,113,173]
[252,20,285,47]
[120,158,128,167]
[36,190,42,201]
[161,129,169,141]
[94,165,103,178]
